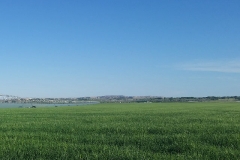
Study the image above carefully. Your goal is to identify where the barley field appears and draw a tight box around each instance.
[0,102,239,159]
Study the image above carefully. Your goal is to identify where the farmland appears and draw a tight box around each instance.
[0,102,240,159]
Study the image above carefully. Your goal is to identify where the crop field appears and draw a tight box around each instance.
[0,102,240,159]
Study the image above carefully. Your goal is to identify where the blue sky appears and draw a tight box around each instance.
[1,0,240,98]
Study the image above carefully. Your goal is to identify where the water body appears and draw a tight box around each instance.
[0,102,99,109]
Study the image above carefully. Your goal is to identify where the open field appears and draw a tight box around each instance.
[0,102,240,159]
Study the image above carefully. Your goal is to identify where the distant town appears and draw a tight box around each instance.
[1,95,240,103]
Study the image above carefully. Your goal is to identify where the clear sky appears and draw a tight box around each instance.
[1,0,240,98]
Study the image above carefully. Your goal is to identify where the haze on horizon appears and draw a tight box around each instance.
[1,0,240,98]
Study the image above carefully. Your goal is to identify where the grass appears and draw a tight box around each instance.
[0,102,240,159]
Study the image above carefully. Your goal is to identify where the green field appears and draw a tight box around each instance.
[0,102,240,159]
